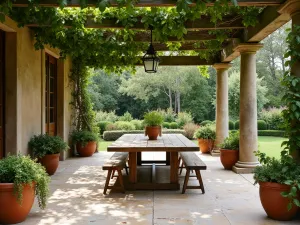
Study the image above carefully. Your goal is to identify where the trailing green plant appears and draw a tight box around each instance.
[143,111,163,127]
[0,155,50,209]
[176,112,193,128]
[194,125,216,140]
[254,150,300,210]
[28,134,69,158]
[219,131,239,150]
[70,130,99,146]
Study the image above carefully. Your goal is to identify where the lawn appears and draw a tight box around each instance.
[98,136,287,159]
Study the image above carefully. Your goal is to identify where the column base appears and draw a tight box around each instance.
[210,149,220,157]
[232,161,260,174]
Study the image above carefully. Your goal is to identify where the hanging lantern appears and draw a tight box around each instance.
[142,27,160,73]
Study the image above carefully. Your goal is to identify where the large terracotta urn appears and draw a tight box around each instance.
[145,126,161,140]
[38,153,60,175]
[76,141,97,157]
[220,149,239,170]
[198,138,214,153]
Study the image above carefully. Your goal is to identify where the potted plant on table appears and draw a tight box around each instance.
[144,111,164,140]
[71,130,99,157]
[254,150,300,221]
[219,131,239,170]
[193,125,216,153]
[0,155,50,224]
[28,134,69,175]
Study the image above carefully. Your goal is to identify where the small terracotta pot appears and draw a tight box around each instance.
[259,182,299,221]
[145,126,161,140]
[220,149,239,170]
[198,138,214,153]
[38,153,60,175]
[0,183,35,224]
[76,141,97,157]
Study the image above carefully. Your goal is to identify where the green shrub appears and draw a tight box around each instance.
[131,120,144,130]
[95,110,118,123]
[159,108,176,122]
[259,107,285,130]
[169,122,179,129]
[103,129,186,141]
[144,111,163,126]
[162,122,170,129]
[106,123,118,131]
[257,130,285,137]
[235,120,240,130]
[98,121,112,135]
[28,134,69,158]
[114,121,135,130]
[0,155,50,209]
[194,125,216,140]
[200,120,212,126]
[70,130,99,146]
[257,120,267,130]
[176,112,193,128]
[219,131,239,150]
[118,111,133,122]
[183,122,199,140]
[229,120,234,130]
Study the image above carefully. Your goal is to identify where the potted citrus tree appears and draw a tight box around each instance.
[0,155,50,224]
[254,150,300,221]
[28,134,69,175]
[219,131,239,170]
[71,130,99,157]
[193,125,216,153]
[143,111,163,140]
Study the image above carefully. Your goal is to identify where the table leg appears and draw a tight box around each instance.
[166,152,170,165]
[170,152,179,185]
[129,152,137,183]
[137,152,142,165]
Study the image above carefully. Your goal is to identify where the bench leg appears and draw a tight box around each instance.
[125,164,129,175]
[182,169,190,194]
[104,169,113,195]
[111,169,116,179]
[195,170,205,194]
[117,169,125,194]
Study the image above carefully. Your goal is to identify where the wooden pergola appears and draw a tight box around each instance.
[10,0,300,170]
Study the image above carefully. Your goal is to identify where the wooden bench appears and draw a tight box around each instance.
[179,152,207,194]
[102,152,129,194]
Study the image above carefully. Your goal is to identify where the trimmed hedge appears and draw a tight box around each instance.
[257,120,267,130]
[103,129,187,141]
[229,121,234,130]
[258,130,285,137]
[169,122,179,129]
[163,122,170,129]
[234,121,239,130]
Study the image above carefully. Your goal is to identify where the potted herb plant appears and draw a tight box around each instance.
[219,131,239,170]
[193,125,216,153]
[143,111,164,140]
[0,155,50,224]
[71,130,99,157]
[254,150,300,221]
[28,134,69,175]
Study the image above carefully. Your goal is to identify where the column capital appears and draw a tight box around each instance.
[213,63,232,70]
[278,0,300,16]
[234,43,263,54]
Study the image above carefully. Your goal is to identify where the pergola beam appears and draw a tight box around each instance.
[153,42,223,51]
[136,56,216,66]
[12,0,284,7]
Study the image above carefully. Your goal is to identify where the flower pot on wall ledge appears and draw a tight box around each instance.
[0,183,35,224]
[145,126,161,140]
[220,149,239,170]
[76,141,97,157]
[259,182,299,221]
[38,153,60,175]
[198,138,214,153]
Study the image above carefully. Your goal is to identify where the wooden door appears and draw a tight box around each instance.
[45,54,57,136]
[0,30,5,159]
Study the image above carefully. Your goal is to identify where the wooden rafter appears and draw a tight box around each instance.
[136,56,216,65]
[12,0,284,7]
[153,42,226,51]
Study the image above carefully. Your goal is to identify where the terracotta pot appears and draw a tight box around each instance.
[220,149,239,170]
[259,182,299,221]
[0,183,35,224]
[145,126,161,140]
[198,138,214,153]
[76,141,97,157]
[38,153,60,175]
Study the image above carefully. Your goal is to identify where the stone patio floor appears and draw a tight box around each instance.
[20,152,300,225]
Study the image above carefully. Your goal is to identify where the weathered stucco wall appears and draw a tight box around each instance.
[1,16,73,159]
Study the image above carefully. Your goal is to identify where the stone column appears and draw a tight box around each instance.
[213,63,231,154]
[232,44,263,174]
[279,0,300,161]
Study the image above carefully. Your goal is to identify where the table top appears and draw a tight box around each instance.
[107,134,199,152]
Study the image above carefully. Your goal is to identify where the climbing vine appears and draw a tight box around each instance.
[281,25,300,155]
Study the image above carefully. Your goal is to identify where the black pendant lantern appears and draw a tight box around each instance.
[142,26,160,73]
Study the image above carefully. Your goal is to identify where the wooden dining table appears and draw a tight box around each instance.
[107,133,199,190]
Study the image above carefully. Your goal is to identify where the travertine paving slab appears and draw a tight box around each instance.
[17,152,300,225]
